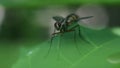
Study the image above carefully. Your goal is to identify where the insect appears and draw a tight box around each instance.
[52,13,93,36]
[37,4,108,56]
[51,13,93,44]
[47,13,93,55]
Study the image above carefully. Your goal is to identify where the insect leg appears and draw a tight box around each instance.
[78,27,89,43]
[44,29,56,58]
[74,30,81,54]
[57,34,62,59]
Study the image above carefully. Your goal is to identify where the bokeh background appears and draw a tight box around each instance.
[0,1,120,68]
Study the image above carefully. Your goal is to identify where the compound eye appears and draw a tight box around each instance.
[54,22,61,30]
[56,23,59,27]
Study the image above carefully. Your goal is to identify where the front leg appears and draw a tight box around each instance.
[52,29,75,35]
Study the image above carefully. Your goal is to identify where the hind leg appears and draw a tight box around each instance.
[73,30,82,54]
[78,27,89,43]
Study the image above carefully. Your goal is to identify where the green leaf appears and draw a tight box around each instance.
[12,27,120,68]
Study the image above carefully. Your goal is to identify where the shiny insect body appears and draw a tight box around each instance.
[52,13,93,36]
[46,13,93,56]
[38,5,108,57]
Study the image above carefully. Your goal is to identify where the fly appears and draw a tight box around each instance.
[46,13,93,56]
[38,5,108,57]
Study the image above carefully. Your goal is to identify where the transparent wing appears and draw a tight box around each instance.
[75,4,109,30]
[34,6,70,34]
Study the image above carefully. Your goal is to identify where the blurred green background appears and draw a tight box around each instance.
[0,0,120,68]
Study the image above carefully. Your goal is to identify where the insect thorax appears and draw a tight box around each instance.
[66,13,79,26]
[53,13,79,32]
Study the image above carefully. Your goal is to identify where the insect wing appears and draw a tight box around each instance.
[34,6,70,34]
[79,16,94,20]
[76,4,109,30]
